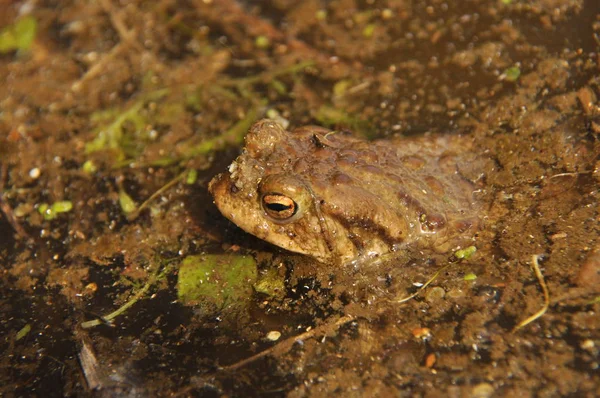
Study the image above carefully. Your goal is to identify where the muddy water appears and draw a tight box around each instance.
[1,0,599,396]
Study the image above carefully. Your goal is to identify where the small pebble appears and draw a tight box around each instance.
[425,286,446,302]
[29,167,40,179]
[550,232,567,241]
[471,383,494,398]
[266,331,281,341]
[381,9,394,20]
[581,339,595,350]
[411,327,432,340]
[425,353,436,368]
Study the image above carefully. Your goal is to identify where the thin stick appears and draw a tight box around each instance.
[395,263,452,304]
[126,170,187,221]
[81,262,168,329]
[220,60,315,87]
[513,254,550,331]
[549,171,591,179]
[72,0,144,91]
[220,315,355,371]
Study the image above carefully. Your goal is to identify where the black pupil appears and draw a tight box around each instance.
[266,203,292,212]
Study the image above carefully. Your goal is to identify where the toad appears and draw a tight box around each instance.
[209,120,480,265]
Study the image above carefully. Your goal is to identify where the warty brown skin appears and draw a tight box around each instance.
[209,119,480,265]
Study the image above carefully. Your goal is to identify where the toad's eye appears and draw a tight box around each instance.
[258,174,310,223]
[261,193,298,220]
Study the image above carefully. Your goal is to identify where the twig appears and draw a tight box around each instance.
[549,171,591,179]
[81,261,170,328]
[395,263,452,304]
[180,106,260,158]
[193,0,351,77]
[513,254,550,331]
[220,60,315,88]
[72,0,144,91]
[220,314,355,371]
[99,0,144,51]
[126,170,188,221]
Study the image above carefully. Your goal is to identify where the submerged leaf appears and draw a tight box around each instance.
[177,254,257,313]
[16,324,31,341]
[118,189,137,214]
[454,246,477,259]
[85,89,168,162]
[254,267,286,298]
[463,273,477,281]
[0,16,37,53]
[38,201,72,220]
[503,66,521,82]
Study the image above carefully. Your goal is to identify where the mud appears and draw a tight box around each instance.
[1,0,599,396]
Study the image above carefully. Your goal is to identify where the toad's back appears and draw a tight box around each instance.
[209,120,480,265]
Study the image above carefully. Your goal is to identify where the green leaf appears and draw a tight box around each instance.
[463,273,477,281]
[185,169,198,185]
[504,66,521,82]
[177,254,257,312]
[0,16,37,53]
[51,200,73,213]
[255,35,270,49]
[254,267,285,298]
[82,160,97,174]
[16,324,31,341]
[118,189,137,214]
[454,246,477,259]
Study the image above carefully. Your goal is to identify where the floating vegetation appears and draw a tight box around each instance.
[502,66,521,82]
[85,89,168,162]
[315,105,357,127]
[16,324,31,341]
[362,23,376,38]
[220,60,314,90]
[315,10,327,21]
[255,35,270,49]
[118,189,137,215]
[185,169,198,185]
[454,246,477,259]
[82,160,97,174]
[0,16,37,53]
[177,108,259,160]
[84,61,313,169]
[177,254,258,315]
[38,200,73,220]
[463,272,477,281]
[332,79,353,98]
[81,260,173,329]
[254,267,286,298]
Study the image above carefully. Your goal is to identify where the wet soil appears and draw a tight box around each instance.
[1,0,600,397]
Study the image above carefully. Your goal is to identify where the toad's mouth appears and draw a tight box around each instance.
[208,173,244,223]
[209,172,270,241]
